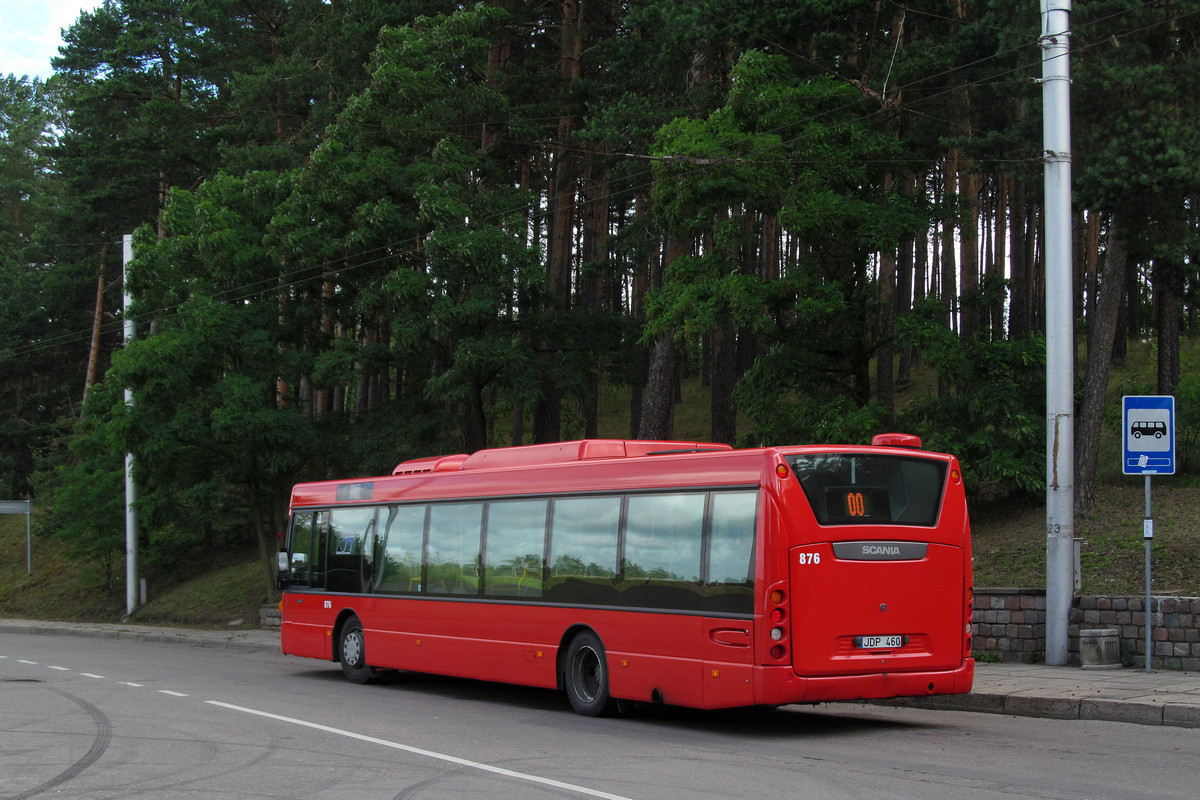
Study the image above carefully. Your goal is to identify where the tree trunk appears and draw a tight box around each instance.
[1156,265,1182,395]
[1076,218,1127,515]
[533,0,583,444]
[638,235,687,440]
[628,191,652,437]
[462,379,489,453]
[876,242,896,421]
[990,176,1008,338]
[81,236,111,415]
[710,320,737,445]
[639,333,676,440]
[958,160,979,343]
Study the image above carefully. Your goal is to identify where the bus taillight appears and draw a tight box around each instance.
[964,585,974,656]
[767,587,788,661]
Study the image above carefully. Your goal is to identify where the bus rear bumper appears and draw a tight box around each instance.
[758,658,975,705]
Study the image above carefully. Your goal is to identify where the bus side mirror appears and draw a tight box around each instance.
[276,551,290,591]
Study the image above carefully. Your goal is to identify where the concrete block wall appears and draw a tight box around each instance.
[259,604,282,630]
[974,588,1200,669]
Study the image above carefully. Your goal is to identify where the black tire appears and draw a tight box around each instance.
[339,616,374,684]
[564,631,615,716]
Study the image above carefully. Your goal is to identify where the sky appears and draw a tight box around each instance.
[1,1,103,81]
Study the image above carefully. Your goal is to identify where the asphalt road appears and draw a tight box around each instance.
[2,631,1196,800]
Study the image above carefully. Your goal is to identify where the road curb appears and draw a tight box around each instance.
[0,621,280,655]
[872,690,1199,728]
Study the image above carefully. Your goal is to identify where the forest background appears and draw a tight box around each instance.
[3,0,1200,613]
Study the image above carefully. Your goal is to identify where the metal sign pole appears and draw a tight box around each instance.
[1122,395,1173,672]
[1144,475,1152,672]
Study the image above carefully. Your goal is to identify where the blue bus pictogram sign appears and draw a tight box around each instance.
[1122,395,1175,475]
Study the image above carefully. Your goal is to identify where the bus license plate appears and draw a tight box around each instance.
[855,635,904,649]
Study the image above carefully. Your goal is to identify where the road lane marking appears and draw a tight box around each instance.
[120,681,144,687]
[207,701,635,800]
[159,690,188,697]
[49,666,71,671]
[19,659,38,664]
[81,673,106,679]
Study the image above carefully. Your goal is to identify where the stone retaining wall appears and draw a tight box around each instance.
[974,588,1200,669]
[259,603,281,630]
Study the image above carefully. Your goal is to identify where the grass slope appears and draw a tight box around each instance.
[0,518,270,628]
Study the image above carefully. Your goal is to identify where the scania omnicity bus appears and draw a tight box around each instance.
[277,435,974,715]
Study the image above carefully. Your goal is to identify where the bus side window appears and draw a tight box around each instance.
[620,493,705,611]
[310,511,329,589]
[376,505,426,594]
[547,496,620,605]
[326,506,378,593]
[705,491,757,614]
[289,512,315,587]
[484,499,547,598]
[427,503,483,595]
[624,493,704,583]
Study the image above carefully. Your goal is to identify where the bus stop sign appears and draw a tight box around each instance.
[1122,395,1175,475]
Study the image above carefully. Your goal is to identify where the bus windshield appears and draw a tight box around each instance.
[788,453,947,526]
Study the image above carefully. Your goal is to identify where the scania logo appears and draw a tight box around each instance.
[831,541,929,561]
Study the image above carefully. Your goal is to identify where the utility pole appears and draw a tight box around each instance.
[1041,1,1074,666]
[124,234,139,618]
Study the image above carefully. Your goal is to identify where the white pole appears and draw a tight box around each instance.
[124,234,139,618]
[1041,1,1074,666]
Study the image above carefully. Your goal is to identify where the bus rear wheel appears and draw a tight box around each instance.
[339,616,374,684]
[564,631,615,716]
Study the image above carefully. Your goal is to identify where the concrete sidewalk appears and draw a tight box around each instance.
[3,619,1199,728]
[887,661,1200,728]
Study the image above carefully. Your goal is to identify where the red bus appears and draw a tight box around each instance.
[277,435,974,715]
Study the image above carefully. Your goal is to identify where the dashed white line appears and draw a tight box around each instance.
[207,700,635,800]
[7,656,625,799]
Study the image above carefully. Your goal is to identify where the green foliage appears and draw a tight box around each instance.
[1173,374,1200,473]
[30,393,126,588]
[8,0,1200,589]
[897,300,1046,502]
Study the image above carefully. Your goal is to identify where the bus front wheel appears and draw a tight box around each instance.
[564,631,615,716]
[339,616,374,684]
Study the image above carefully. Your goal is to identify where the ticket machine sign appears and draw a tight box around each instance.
[1122,395,1175,475]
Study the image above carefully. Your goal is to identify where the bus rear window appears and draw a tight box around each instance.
[788,454,947,526]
